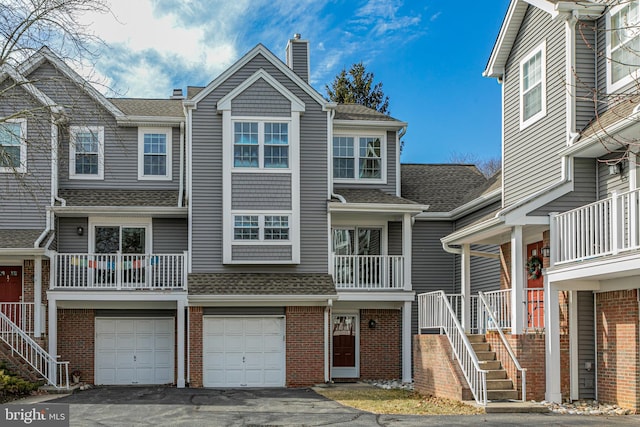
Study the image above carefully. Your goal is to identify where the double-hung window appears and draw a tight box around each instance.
[0,119,26,173]
[520,42,546,129]
[70,126,104,179]
[233,214,290,241]
[333,135,383,181]
[608,1,640,91]
[233,121,288,169]
[138,128,172,180]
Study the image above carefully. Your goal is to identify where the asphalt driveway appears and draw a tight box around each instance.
[23,386,640,426]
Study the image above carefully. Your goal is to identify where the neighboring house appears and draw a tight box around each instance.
[0,37,500,390]
[433,0,640,410]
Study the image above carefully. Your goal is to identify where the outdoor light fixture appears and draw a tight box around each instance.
[609,163,623,175]
[76,226,84,236]
[540,246,550,258]
[368,319,377,329]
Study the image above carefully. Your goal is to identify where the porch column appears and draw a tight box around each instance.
[402,300,412,383]
[33,256,42,337]
[461,244,471,333]
[402,213,412,291]
[176,298,186,388]
[511,226,525,334]
[545,278,562,402]
[47,297,57,384]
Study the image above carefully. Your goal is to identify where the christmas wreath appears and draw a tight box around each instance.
[526,255,543,280]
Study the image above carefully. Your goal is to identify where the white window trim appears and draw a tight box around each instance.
[331,222,388,256]
[231,212,292,244]
[332,130,387,184]
[138,127,173,181]
[232,119,291,171]
[606,1,640,93]
[0,118,27,174]
[88,217,152,254]
[69,126,104,180]
[519,41,547,130]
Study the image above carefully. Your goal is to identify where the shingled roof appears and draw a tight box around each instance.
[332,188,419,205]
[0,229,44,249]
[188,273,337,296]
[334,104,402,122]
[401,164,489,212]
[59,189,179,207]
[108,98,184,118]
[578,96,640,141]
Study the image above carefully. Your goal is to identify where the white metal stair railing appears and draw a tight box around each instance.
[477,291,526,402]
[0,311,69,389]
[418,291,488,405]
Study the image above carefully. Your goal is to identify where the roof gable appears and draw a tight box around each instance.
[0,65,62,116]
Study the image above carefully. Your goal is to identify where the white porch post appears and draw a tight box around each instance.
[402,213,412,291]
[461,243,471,333]
[511,226,525,334]
[402,300,412,383]
[545,278,562,402]
[176,298,186,388]
[47,297,57,384]
[34,256,42,337]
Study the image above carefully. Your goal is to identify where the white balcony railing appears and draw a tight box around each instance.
[333,255,404,290]
[552,188,640,264]
[54,253,187,290]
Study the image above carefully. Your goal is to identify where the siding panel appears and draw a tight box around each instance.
[231,174,292,210]
[232,245,292,261]
[153,218,188,253]
[56,217,89,253]
[231,79,291,117]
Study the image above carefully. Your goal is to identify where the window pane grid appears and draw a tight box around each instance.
[264,122,289,168]
[234,122,259,167]
[0,123,22,169]
[522,49,543,122]
[74,130,100,175]
[143,133,168,176]
[265,215,289,240]
[234,215,259,240]
[333,136,355,178]
[358,138,381,179]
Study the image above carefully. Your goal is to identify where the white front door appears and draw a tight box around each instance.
[203,317,285,387]
[95,317,174,385]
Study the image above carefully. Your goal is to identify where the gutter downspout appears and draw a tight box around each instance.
[441,241,500,260]
[397,125,407,197]
[566,11,578,147]
[178,121,185,208]
[36,115,64,248]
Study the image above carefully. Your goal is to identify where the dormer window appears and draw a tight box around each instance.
[519,42,546,129]
[608,1,640,92]
[333,133,384,181]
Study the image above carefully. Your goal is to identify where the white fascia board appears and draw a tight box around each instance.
[0,66,62,115]
[336,291,415,302]
[188,295,335,304]
[524,0,555,14]
[501,181,573,223]
[48,291,188,303]
[333,119,407,130]
[217,69,305,112]
[190,44,328,109]
[546,252,640,284]
[116,116,184,127]
[553,2,605,19]
[17,47,124,119]
[441,216,505,245]
[51,206,188,217]
[484,0,528,78]
[328,202,426,214]
[411,189,502,221]
[563,111,640,157]
[0,248,46,256]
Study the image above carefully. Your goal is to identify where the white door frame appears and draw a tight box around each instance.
[331,311,359,378]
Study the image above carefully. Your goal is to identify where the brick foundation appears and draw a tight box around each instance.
[359,309,401,380]
[57,309,95,383]
[188,307,203,387]
[286,306,325,387]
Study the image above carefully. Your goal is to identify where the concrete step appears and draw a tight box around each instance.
[487,389,519,401]
[464,401,550,413]
[487,379,514,390]
[471,342,490,352]
[466,334,486,343]
[479,360,502,370]
[486,369,507,380]
[475,351,496,361]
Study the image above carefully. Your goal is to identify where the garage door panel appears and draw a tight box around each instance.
[134,319,154,333]
[224,319,244,334]
[135,334,154,351]
[262,318,281,334]
[116,333,135,350]
[96,334,116,350]
[96,319,116,333]
[263,334,282,351]
[155,333,173,350]
[225,335,244,352]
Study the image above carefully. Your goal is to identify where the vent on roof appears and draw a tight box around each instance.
[170,88,184,100]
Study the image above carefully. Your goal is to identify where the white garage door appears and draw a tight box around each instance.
[203,317,285,387]
[95,318,174,385]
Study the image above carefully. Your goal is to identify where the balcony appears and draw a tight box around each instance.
[53,253,187,290]
[552,188,640,265]
[332,255,404,290]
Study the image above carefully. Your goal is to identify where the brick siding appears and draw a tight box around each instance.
[57,309,95,383]
[359,309,401,380]
[286,306,325,387]
[188,307,203,387]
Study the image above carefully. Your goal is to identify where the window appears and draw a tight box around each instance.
[94,226,146,254]
[0,119,26,173]
[333,135,383,180]
[138,128,172,180]
[520,42,546,129]
[233,121,288,168]
[70,126,104,179]
[608,1,640,91]
[233,214,290,241]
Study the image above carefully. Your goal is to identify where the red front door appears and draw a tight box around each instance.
[526,243,544,328]
[0,266,22,326]
[332,316,356,368]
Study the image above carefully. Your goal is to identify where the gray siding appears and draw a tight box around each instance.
[577,291,595,399]
[596,15,607,114]
[232,245,292,261]
[0,82,51,229]
[231,79,291,117]
[469,244,500,294]
[531,157,597,216]
[191,53,327,273]
[575,23,596,131]
[27,61,181,190]
[152,218,188,253]
[56,217,89,253]
[388,221,402,255]
[503,6,566,207]
[231,174,292,210]
[288,41,309,82]
[598,154,628,199]
[455,201,501,228]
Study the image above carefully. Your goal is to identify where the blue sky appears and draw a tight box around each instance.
[87,0,511,164]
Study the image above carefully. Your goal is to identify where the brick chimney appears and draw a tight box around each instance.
[286,33,309,83]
